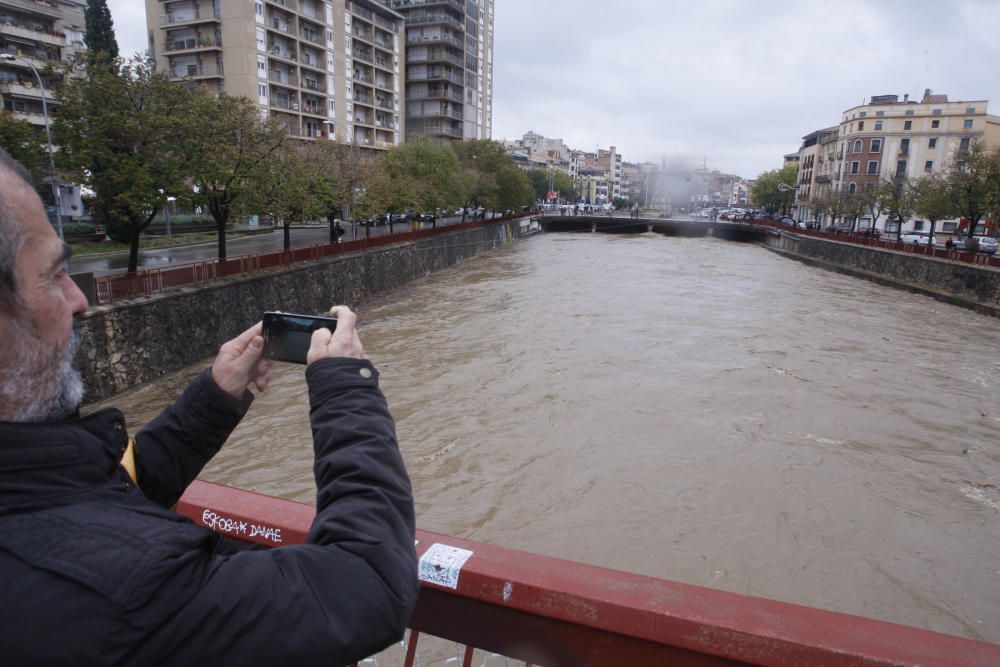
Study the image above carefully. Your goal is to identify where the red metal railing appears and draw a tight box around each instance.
[756,220,1000,268]
[92,215,529,304]
[177,480,1000,666]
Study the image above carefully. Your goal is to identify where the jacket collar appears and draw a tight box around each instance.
[0,408,129,512]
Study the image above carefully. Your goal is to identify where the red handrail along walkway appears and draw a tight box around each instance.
[178,480,1000,667]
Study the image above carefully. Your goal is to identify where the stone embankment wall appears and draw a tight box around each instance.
[79,220,533,403]
[764,231,1000,317]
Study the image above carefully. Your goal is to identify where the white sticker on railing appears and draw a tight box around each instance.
[418,543,474,589]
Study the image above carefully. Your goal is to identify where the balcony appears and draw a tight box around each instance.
[164,36,222,52]
[1,0,60,18]
[409,87,464,102]
[270,98,299,111]
[351,48,373,64]
[159,9,221,26]
[0,78,49,100]
[815,175,831,184]
[420,123,463,138]
[354,92,374,105]
[265,0,298,11]
[408,32,463,48]
[404,13,464,30]
[299,28,323,45]
[0,20,66,47]
[268,16,294,35]
[169,64,224,80]
[407,69,463,85]
[407,49,463,67]
[302,77,322,92]
[268,70,298,88]
[267,44,297,61]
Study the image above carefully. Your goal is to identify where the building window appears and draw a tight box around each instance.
[913,220,925,231]
[931,119,939,128]
[905,109,914,116]
[851,161,860,175]
[903,120,912,130]
[871,139,882,152]
[956,161,966,171]
[964,119,973,128]
[876,110,885,116]
[943,221,957,232]
[900,138,910,155]
[867,160,878,175]
[896,160,907,176]
[960,137,971,152]
[929,137,937,149]
[966,107,976,114]
[859,111,867,117]
[924,161,933,172]
[932,109,942,115]
[255,1,263,15]
[858,121,865,130]
[848,182,857,194]
[874,120,883,130]
[853,139,862,153]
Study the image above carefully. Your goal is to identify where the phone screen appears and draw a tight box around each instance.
[262,312,337,364]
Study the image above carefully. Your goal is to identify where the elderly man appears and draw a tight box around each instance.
[0,148,418,665]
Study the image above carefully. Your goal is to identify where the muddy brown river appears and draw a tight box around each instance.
[90,232,1000,644]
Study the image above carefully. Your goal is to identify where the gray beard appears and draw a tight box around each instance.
[0,322,84,423]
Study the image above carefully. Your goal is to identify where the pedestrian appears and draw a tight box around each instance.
[0,148,418,666]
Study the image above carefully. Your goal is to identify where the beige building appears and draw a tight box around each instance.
[836,89,1000,233]
[0,0,86,129]
[386,0,493,142]
[145,0,406,149]
[792,126,837,221]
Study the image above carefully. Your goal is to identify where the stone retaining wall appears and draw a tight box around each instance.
[78,220,532,403]
[763,231,1000,317]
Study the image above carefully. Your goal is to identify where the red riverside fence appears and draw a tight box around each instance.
[177,480,1000,667]
[92,215,529,305]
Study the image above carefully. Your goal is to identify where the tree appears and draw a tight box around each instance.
[54,57,195,272]
[246,141,319,250]
[84,0,119,61]
[186,91,286,258]
[911,175,954,250]
[377,139,467,218]
[751,163,797,215]
[879,175,913,242]
[0,112,48,188]
[305,141,374,241]
[454,140,533,218]
[947,141,1000,242]
[526,168,573,202]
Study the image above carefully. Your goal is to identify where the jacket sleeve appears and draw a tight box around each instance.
[134,369,253,508]
[123,358,419,667]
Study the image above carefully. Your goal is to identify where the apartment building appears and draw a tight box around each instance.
[836,89,1000,231]
[145,0,406,149]
[386,0,493,143]
[792,126,837,220]
[0,0,86,129]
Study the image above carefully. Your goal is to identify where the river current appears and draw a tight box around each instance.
[92,232,1000,643]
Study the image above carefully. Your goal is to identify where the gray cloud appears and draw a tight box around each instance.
[108,0,1000,178]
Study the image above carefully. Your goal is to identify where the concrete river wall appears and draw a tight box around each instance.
[763,231,1000,317]
[78,220,536,403]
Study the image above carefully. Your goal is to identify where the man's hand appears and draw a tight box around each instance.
[307,306,366,364]
[211,322,272,399]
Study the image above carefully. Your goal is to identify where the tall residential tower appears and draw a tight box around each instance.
[145,0,406,149]
[386,0,493,142]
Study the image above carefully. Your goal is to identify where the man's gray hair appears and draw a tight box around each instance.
[0,147,33,308]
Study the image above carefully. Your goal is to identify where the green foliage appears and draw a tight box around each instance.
[54,56,196,272]
[0,112,48,188]
[612,197,630,210]
[84,0,119,61]
[454,140,534,214]
[526,168,573,202]
[946,141,1000,234]
[751,163,798,213]
[185,90,286,258]
[62,223,97,235]
[376,139,467,214]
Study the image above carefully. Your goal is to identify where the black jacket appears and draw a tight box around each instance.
[0,358,418,666]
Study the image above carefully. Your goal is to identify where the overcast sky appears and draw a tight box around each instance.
[108,0,1000,178]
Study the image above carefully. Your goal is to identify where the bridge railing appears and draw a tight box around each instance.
[91,215,531,305]
[177,480,1000,667]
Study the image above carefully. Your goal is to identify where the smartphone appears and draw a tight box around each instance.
[262,311,337,364]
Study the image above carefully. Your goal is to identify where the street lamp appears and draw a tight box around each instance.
[777,182,799,220]
[1,53,64,239]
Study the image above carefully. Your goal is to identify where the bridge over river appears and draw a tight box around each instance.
[538,214,771,242]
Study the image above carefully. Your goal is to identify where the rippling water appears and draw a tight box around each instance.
[94,232,1000,642]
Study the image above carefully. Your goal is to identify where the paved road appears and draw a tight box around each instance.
[69,217,466,276]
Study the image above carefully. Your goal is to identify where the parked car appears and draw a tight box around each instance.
[900,231,933,246]
[954,235,999,254]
